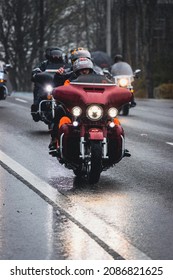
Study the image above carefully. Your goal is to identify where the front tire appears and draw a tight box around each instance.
[73,168,82,177]
[88,141,102,184]
[0,87,7,100]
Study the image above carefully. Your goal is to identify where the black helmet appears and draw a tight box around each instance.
[45,47,63,63]
[70,48,91,64]
[73,57,93,74]
[114,54,123,63]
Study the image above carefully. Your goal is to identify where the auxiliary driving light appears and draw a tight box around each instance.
[109,121,115,128]
[73,121,79,127]
[108,107,118,118]
[72,106,82,117]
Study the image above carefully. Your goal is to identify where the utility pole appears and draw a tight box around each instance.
[39,0,44,61]
[106,0,111,56]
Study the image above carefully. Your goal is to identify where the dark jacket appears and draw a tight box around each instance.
[31,60,71,82]
[53,70,77,87]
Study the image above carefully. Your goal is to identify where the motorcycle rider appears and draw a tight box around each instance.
[111,54,136,107]
[31,47,68,121]
[70,47,92,64]
[0,63,11,100]
[49,57,96,153]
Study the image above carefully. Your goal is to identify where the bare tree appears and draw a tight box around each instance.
[0,0,40,90]
[0,0,173,94]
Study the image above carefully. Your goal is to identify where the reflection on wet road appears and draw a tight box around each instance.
[0,164,112,260]
[0,96,173,260]
[0,150,149,259]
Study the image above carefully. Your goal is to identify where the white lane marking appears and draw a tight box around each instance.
[15,98,28,103]
[166,142,173,146]
[0,150,151,260]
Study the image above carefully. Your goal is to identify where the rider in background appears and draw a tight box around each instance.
[111,54,136,107]
[31,47,68,121]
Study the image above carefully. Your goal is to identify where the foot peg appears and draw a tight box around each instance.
[124,149,131,157]
[49,148,60,157]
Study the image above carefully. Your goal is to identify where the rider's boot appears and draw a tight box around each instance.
[130,94,137,108]
[124,149,131,157]
[31,104,40,122]
[49,138,60,157]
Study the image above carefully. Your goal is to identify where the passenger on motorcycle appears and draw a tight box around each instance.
[31,47,68,121]
[70,47,104,75]
[53,47,92,87]
[111,54,136,107]
[49,57,95,153]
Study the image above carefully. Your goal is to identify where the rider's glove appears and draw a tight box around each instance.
[56,67,65,75]
[31,68,42,81]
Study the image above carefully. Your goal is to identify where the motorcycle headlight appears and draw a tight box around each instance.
[45,84,53,93]
[118,78,128,87]
[72,106,82,117]
[108,107,118,118]
[86,105,103,121]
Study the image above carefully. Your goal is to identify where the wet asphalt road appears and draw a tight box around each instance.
[0,92,173,260]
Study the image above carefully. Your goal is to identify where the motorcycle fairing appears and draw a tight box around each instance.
[52,81,132,111]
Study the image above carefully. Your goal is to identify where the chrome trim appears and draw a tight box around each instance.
[70,82,116,86]
[51,97,56,118]
[121,135,125,157]
[38,99,55,118]
[60,133,64,158]
[38,100,47,114]
[80,137,85,159]
[102,137,108,158]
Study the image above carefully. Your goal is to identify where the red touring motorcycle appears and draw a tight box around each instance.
[52,74,132,184]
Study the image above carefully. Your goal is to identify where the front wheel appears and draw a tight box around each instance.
[88,141,102,184]
[0,87,7,100]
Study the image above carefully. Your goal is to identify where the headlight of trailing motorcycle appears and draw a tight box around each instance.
[108,107,118,118]
[86,105,103,121]
[45,84,53,93]
[118,78,128,87]
[72,106,82,117]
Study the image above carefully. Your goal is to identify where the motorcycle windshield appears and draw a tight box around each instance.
[0,72,4,79]
[34,71,54,84]
[71,74,115,85]
[0,71,6,80]
[111,62,133,76]
[53,73,132,110]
